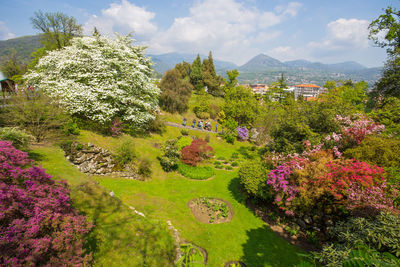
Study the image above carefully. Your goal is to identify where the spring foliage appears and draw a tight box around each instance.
[24,34,160,128]
[0,141,92,266]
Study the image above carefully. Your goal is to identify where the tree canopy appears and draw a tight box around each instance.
[24,34,160,129]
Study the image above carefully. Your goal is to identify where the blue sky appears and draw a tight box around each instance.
[0,0,398,67]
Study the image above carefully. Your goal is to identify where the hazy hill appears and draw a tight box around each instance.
[148,52,237,74]
[239,53,286,72]
[0,35,43,65]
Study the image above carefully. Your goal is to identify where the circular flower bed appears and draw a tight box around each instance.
[188,197,233,224]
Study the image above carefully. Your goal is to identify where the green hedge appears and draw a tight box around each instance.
[177,162,215,180]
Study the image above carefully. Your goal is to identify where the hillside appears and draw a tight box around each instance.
[0,35,43,65]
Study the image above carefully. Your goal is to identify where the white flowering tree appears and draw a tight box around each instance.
[24,34,160,129]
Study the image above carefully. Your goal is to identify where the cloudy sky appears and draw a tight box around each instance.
[1,0,398,67]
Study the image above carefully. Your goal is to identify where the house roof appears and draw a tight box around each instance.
[295,84,320,88]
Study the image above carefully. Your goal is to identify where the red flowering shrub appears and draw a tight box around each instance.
[181,139,213,166]
[0,141,92,266]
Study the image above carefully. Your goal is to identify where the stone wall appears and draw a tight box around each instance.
[64,141,139,179]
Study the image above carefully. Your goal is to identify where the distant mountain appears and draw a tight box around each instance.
[285,59,366,73]
[239,54,286,72]
[148,52,237,74]
[0,35,43,65]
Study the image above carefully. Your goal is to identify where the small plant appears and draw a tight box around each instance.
[214,160,222,165]
[285,225,299,236]
[176,136,192,150]
[115,140,136,166]
[205,135,210,143]
[231,162,239,167]
[176,243,205,266]
[225,165,233,170]
[138,158,152,177]
[0,127,33,150]
[217,156,225,160]
[231,152,239,159]
[181,129,189,136]
[197,197,230,223]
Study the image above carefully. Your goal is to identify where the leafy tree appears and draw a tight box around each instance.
[190,54,203,91]
[24,34,160,130]
[31,10,82,50]
[369,96,400,136]
[159,67,193,113]
[222,70,259,126]
[368,6,400,56]
[370,56,400,101]
[0,48,26,79]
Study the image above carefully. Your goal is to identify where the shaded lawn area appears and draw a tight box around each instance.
[33,126,305,266]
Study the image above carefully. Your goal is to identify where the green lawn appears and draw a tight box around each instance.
[33,126,304,266]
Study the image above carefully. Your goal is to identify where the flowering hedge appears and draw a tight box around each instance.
[0,141,92,266]
[24,34,160,129]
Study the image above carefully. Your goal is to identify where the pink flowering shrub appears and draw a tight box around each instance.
[110,118,123,136]
[0,141,92,266]
[265,148,397,217]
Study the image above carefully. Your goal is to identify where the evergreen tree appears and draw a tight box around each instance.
[190,54,203,91]
[202,51,222,96]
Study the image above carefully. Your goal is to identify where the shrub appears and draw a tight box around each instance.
[181,129,189,136]
[176,136,192,150]
[4,90,69,142]
[148,116,166,134]
[0,127,33,150]
[137,158,152,177]
[181,139,214,166]
[344,135,400,167]
[205,134,210,143]
[231,161,239,167]
[177,162,214,180]
[239,160,270,200]
[158,139,180,172]
[209,103,220,120]
[223,133,236,144]
[115,140,136,166]
[237,126,249,141]
[315,212,400,266]
[0,141,92,266]
[110,118,123,137]
[225,165,233,170]
[62,119,80,136]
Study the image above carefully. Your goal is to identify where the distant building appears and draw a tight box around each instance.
[246,84,269,95]
[294,84,320,100]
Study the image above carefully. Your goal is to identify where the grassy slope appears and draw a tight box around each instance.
[33,126,304,266]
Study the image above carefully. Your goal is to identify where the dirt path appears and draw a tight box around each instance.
[166,121,221,134]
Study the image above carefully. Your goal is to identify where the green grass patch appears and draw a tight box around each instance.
[177,161,215,180]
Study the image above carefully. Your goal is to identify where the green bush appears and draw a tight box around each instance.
[231,162,239,167]
[148,116,166,134]
[214,160,221,165]
[138,158,152,178]
[223,133,236,144]
[344,136,400,167]
[177,162,214,180]
[217,156,225,160]
[115,140,136,166]
[176,243,205,266]
[0,127,33,150]
[181,129,189,136]
[238,160,270,200]
[158,139,180,172]
[176,136,192,150]
[62,119,80,136]
[315,212,400,266]
[225,165,233,170]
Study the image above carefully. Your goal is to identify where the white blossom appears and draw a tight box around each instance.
[24,34,160,129]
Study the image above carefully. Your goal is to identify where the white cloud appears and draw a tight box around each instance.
[148,0,303,65]
[83,0,157,38]
[0,21,15,40]
[308,18,370,53]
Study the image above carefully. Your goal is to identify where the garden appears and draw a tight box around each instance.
[1,7,400,266]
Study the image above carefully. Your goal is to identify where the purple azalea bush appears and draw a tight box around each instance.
[237,126,249,141]
[0,141,92,266]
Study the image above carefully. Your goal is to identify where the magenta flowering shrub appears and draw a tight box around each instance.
[0,141,92,266]
[110,118,123,136]
[236,126,249,141]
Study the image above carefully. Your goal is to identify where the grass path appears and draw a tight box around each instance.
[33,127,304,266]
